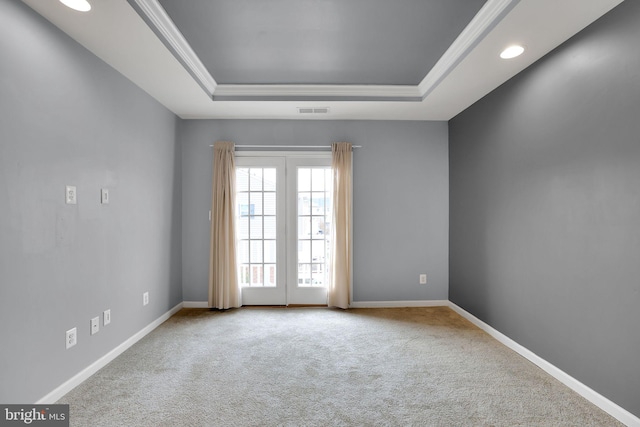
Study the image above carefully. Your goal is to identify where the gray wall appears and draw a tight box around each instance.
[0,2,182,403]
[449,1,640,417]
[181,120,448,302]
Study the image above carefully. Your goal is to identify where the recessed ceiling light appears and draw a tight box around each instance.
[500,45,524,59]
[59,0,91,12]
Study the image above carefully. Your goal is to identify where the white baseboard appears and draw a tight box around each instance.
[350,300,449,308]
[36,302,184,404]
[182,301,209,308]
[191,300,449,309]
[447,302,640,427]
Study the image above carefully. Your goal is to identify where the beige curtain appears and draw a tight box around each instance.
[329,142,353,309]
[208,141,240,309]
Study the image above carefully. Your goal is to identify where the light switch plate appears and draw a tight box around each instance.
[103,309,111,326]
[101,188,109,204]
[90,317,99,335]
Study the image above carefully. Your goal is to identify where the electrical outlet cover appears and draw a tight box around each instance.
[65,185,77,205]
[66,327,77,349]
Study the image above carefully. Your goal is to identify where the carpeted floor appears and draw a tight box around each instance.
[58,307,622,426]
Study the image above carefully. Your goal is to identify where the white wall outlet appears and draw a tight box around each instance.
[143,292,149,306]
[90,317,100,335]
[66,327,77,349]
[419,274,427,285]
[101,188,109,204]
[103,309,111,326]
[65,185,77,205]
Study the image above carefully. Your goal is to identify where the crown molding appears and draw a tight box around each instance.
[127,0,217,96]
[213,84,422,101]
[418,0,520,98]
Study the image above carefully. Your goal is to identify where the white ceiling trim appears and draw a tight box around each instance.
[127,0,217,96]
[417,0,520,97]
[214,84,422,99]
[20,0,625,120]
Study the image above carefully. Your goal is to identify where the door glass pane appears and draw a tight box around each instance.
[298,168,311,191]
[325,171,332,198]
[263,169,276,191]
[298,240,311,263]
[264,240,276,263]
[249,169,262,191]
[237,168,249,192]
[263,216,276,239]
[312,192,325,215]
[312,216,326,239]
[263,192,276,215]
[250,217,263,239]
[298,193,311,215]
[238,240,249,263]
[298,264,310,287]
[311,240,325,263]
[312,169,325,191]
[237,192,249,215]
[250,192,263,215]
[312,269,326,287]
[298,216,310,239]
[265,264,276,286]
[239,264,250,286]
[238,218,249,240]
[251,265,263,286]
[250,240,263,263]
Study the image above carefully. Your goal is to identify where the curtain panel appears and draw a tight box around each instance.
[329,142,353,309]
[208,141,240,309]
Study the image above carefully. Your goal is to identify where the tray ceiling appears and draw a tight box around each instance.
[157,0,486,86]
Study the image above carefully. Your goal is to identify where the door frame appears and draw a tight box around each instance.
[235,151,332,306]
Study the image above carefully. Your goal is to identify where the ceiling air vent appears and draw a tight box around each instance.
[297,107,330,114]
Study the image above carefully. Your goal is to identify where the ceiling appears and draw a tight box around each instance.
[21,0,624,120]
[156,0,486,86]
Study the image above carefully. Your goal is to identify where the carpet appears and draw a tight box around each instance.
[58,307,622,426]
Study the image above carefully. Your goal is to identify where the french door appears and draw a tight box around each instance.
[235,154,332,306]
